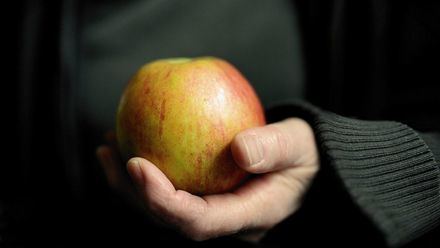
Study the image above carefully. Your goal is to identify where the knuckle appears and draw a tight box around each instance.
[270,125,289,161]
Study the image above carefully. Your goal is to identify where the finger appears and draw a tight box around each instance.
[201,170,303,237]
[104,131,122,162]
[97,145,124,189]
[127,158,249,240]
[126,158,299,241]
[231,118,317,174]
[97,145,134,196]
[126,158,208,231]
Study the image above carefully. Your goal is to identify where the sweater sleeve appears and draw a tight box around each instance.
[265,101,440,247]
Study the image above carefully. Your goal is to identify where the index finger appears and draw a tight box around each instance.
[127,158,299,241]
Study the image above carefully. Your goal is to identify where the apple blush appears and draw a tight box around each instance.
[116,57,266,195]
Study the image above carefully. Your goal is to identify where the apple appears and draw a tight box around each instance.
[116,57,266,195]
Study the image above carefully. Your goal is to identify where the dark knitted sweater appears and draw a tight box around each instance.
[264,102,439,247]
[277,1,440,246]
[8,0,440,247]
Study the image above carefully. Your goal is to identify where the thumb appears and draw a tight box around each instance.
[231,118,317,174]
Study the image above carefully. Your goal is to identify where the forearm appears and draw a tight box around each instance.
[265,100,440,247]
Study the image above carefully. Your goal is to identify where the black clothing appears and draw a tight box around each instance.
[8,0,440,247]
[265,101,440,247]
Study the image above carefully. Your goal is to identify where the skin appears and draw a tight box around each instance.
[97,118,319,242]
[116,57,266,194]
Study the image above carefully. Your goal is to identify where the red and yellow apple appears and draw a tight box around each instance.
[116,57,265,195]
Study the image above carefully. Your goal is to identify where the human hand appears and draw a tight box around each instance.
[97,118,319,242]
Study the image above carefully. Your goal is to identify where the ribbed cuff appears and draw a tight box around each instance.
[266,100,440,247]
[314,111,440,246]
[419,132,440,163]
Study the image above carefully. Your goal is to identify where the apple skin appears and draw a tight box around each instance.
[116,57,266,195]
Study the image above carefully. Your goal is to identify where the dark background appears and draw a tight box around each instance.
[6,0,440,247]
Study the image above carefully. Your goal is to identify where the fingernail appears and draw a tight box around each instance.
[128,159,144,185]
[242,135,264,166]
